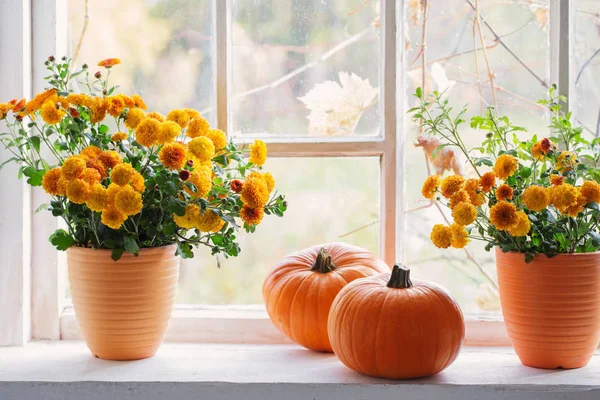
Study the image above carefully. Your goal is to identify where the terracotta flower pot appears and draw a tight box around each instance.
[496,248,600,369]
[67,245,180,360]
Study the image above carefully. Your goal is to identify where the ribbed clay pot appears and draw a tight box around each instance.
[496,248,600,369]
[67,245,180,360]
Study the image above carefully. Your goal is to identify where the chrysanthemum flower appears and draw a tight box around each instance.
[495,184,513,201]
[80,168,102,186]
[556,151,577,173]
[61,156,87,180]
[249,139,267,166]
[106,183,122,206]
[263,172,275,193]
[550,183,578,210]
[124,108,145,130]
[550,174,564,186]
[580,181,600,204]
[86,184,108,212]
[430,224,452,248]
[540,138,555,154]
[26,88,57,114]
[479,172,496,193]
[98,58,121,68]
[135,118,160,147]
[101,206,127,230]
[159,142,187,170]
[464,178,485,206]
[167,109,191,129]
[81,145,102,159]
[174,204,201,229]
[452,202,477,226]
[188,136,215,162]
[111,132,128,142]
[421,175,440,200]
[230,179,243,193]
[42,168,63,196]
[489,201,518,231]
[106,96,125,117]
[131,94,147,110]
[110,163,135,186]
[493,154,518,180]
[241,176,269,209]
[185,168,212,199]
[507,211,531,237]
[184,108,201,119]
[194,209,223,232]
[117,94,135,108]
[240,205,264,226]
[66,179,90,204]
[207,129,227,151]
[186,117,210,138]
[565,193,586,217]
[85,157,108,179]
[449,189,470,209]
[40,101,66,124]
[157,121,181,144]
[531,142,544,161]
[440,175,464,198]
[130,172,145,193]
[146,111,165,122]
[449,223,469,248]
[88,97,107,123]
[114,185,143,216]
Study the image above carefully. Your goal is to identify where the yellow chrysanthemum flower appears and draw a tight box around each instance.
[114,185,143,216]
[167,109,191,129]
[42,167,63,196]
[184,108,201,119]
[565,193,587,217]
[81,145,103,159]
[118,94,135,109]
[40,101,66,124]
[66,93,91,107]
[263,172,275,193]
[449,189,470,209]
[146,111,165,122]
[26,88,57,114]
[174,204,201,229]
[186,117,210,138]
[80,168,102,186]
[106,96,125,117]
[421,175,440,200]
[89,97,107,123]
[207,129,227,151]
[580,181,600,204]
[101,206,127,230]
[130,172,145,193]
[452,202,477,226]
[241,176,269,209]
[507,211,531,237]
[188,136,215,162]
[157,120,181,144]
[98,150,123,169]
[135,118,160,147]
[66,179,90,204]
[550,174,564,186]
[110,163,135,186]
[86,184,108,212]
[493,154,518,180]
[195,209,223,232]
[449,223,469,248]
[106,183,122,206]
[111,132,128,142]
[531,141,544,161]
[131,94,147,110]
[240,205,264,226]
[440,175,464,198]
[489,201,518,231]
[556,151,577,173]
[124,108,145,130]
[61,156,86,180]
[430,224,452,248]
[550,183,578,210]
[464,178,485,206]
[185,168,212,199]
[521,185,550,212]
[495,184,513,201]
[479,172,496,193]
[159,142,187,170]
[249,139,267,166]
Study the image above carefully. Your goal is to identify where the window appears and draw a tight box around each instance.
[0,0,590,345]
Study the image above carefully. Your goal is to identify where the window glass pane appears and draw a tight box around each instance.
[403,0,551,314]
[68,0,215,123]
[230,0,381,137]
[574,0,600,135]
[177,157,380,304]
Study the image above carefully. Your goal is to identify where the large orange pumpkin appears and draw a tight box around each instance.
[263,242,389,352]
[328,264,465,379]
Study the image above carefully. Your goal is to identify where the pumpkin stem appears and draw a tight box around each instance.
[311,247,337,273]
[387,264,413,289]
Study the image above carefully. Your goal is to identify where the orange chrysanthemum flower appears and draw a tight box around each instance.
[479,172,496,193]
[42,167,63,196]
[421,175,440,200]
[440,175,465,198]
[231,179,243,193]
[98,150,123,169]
[580,181,600,204]
[522,185,550,212]
[240,205,264,226]
[452,202,477,226]
[159,142,187,170]
[495,184,513,201]
[430,224,452,248]
[489,201,518,231]
[241,176,269,209]
[98,58,121,68]
[493,154,518,180]
[550,174,564,186]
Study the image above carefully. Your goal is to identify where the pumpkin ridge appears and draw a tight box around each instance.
[347,285,378,373]
[372,287,392,377]
[332,284,368,368]
[285,272,315,345]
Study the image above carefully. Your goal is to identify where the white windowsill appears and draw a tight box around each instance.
[0,342,599,400]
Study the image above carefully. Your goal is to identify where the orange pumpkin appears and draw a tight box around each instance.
[263,242,389,352]
[328,264,465,379]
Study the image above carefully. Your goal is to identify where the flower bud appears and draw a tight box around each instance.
[178,170,190,181]
[154,184,159,191]
[82,63,88,69]
[94,71,102,79]
[61,56,67,61]
[186,159,194,167]
[48,55,55,62]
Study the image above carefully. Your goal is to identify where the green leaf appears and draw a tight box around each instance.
[35,203,49,214]
[111,248,124,261]
[22,166,45,186]
[98,125,109,134]
[123,235,140,255]
[49,229,74,251]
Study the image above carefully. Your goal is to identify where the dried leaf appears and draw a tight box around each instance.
[415,135,463,175]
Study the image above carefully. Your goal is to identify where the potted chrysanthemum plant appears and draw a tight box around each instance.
[0,56,287,360]
[411,86,600,369]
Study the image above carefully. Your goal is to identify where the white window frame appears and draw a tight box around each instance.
[0,0,572,346]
